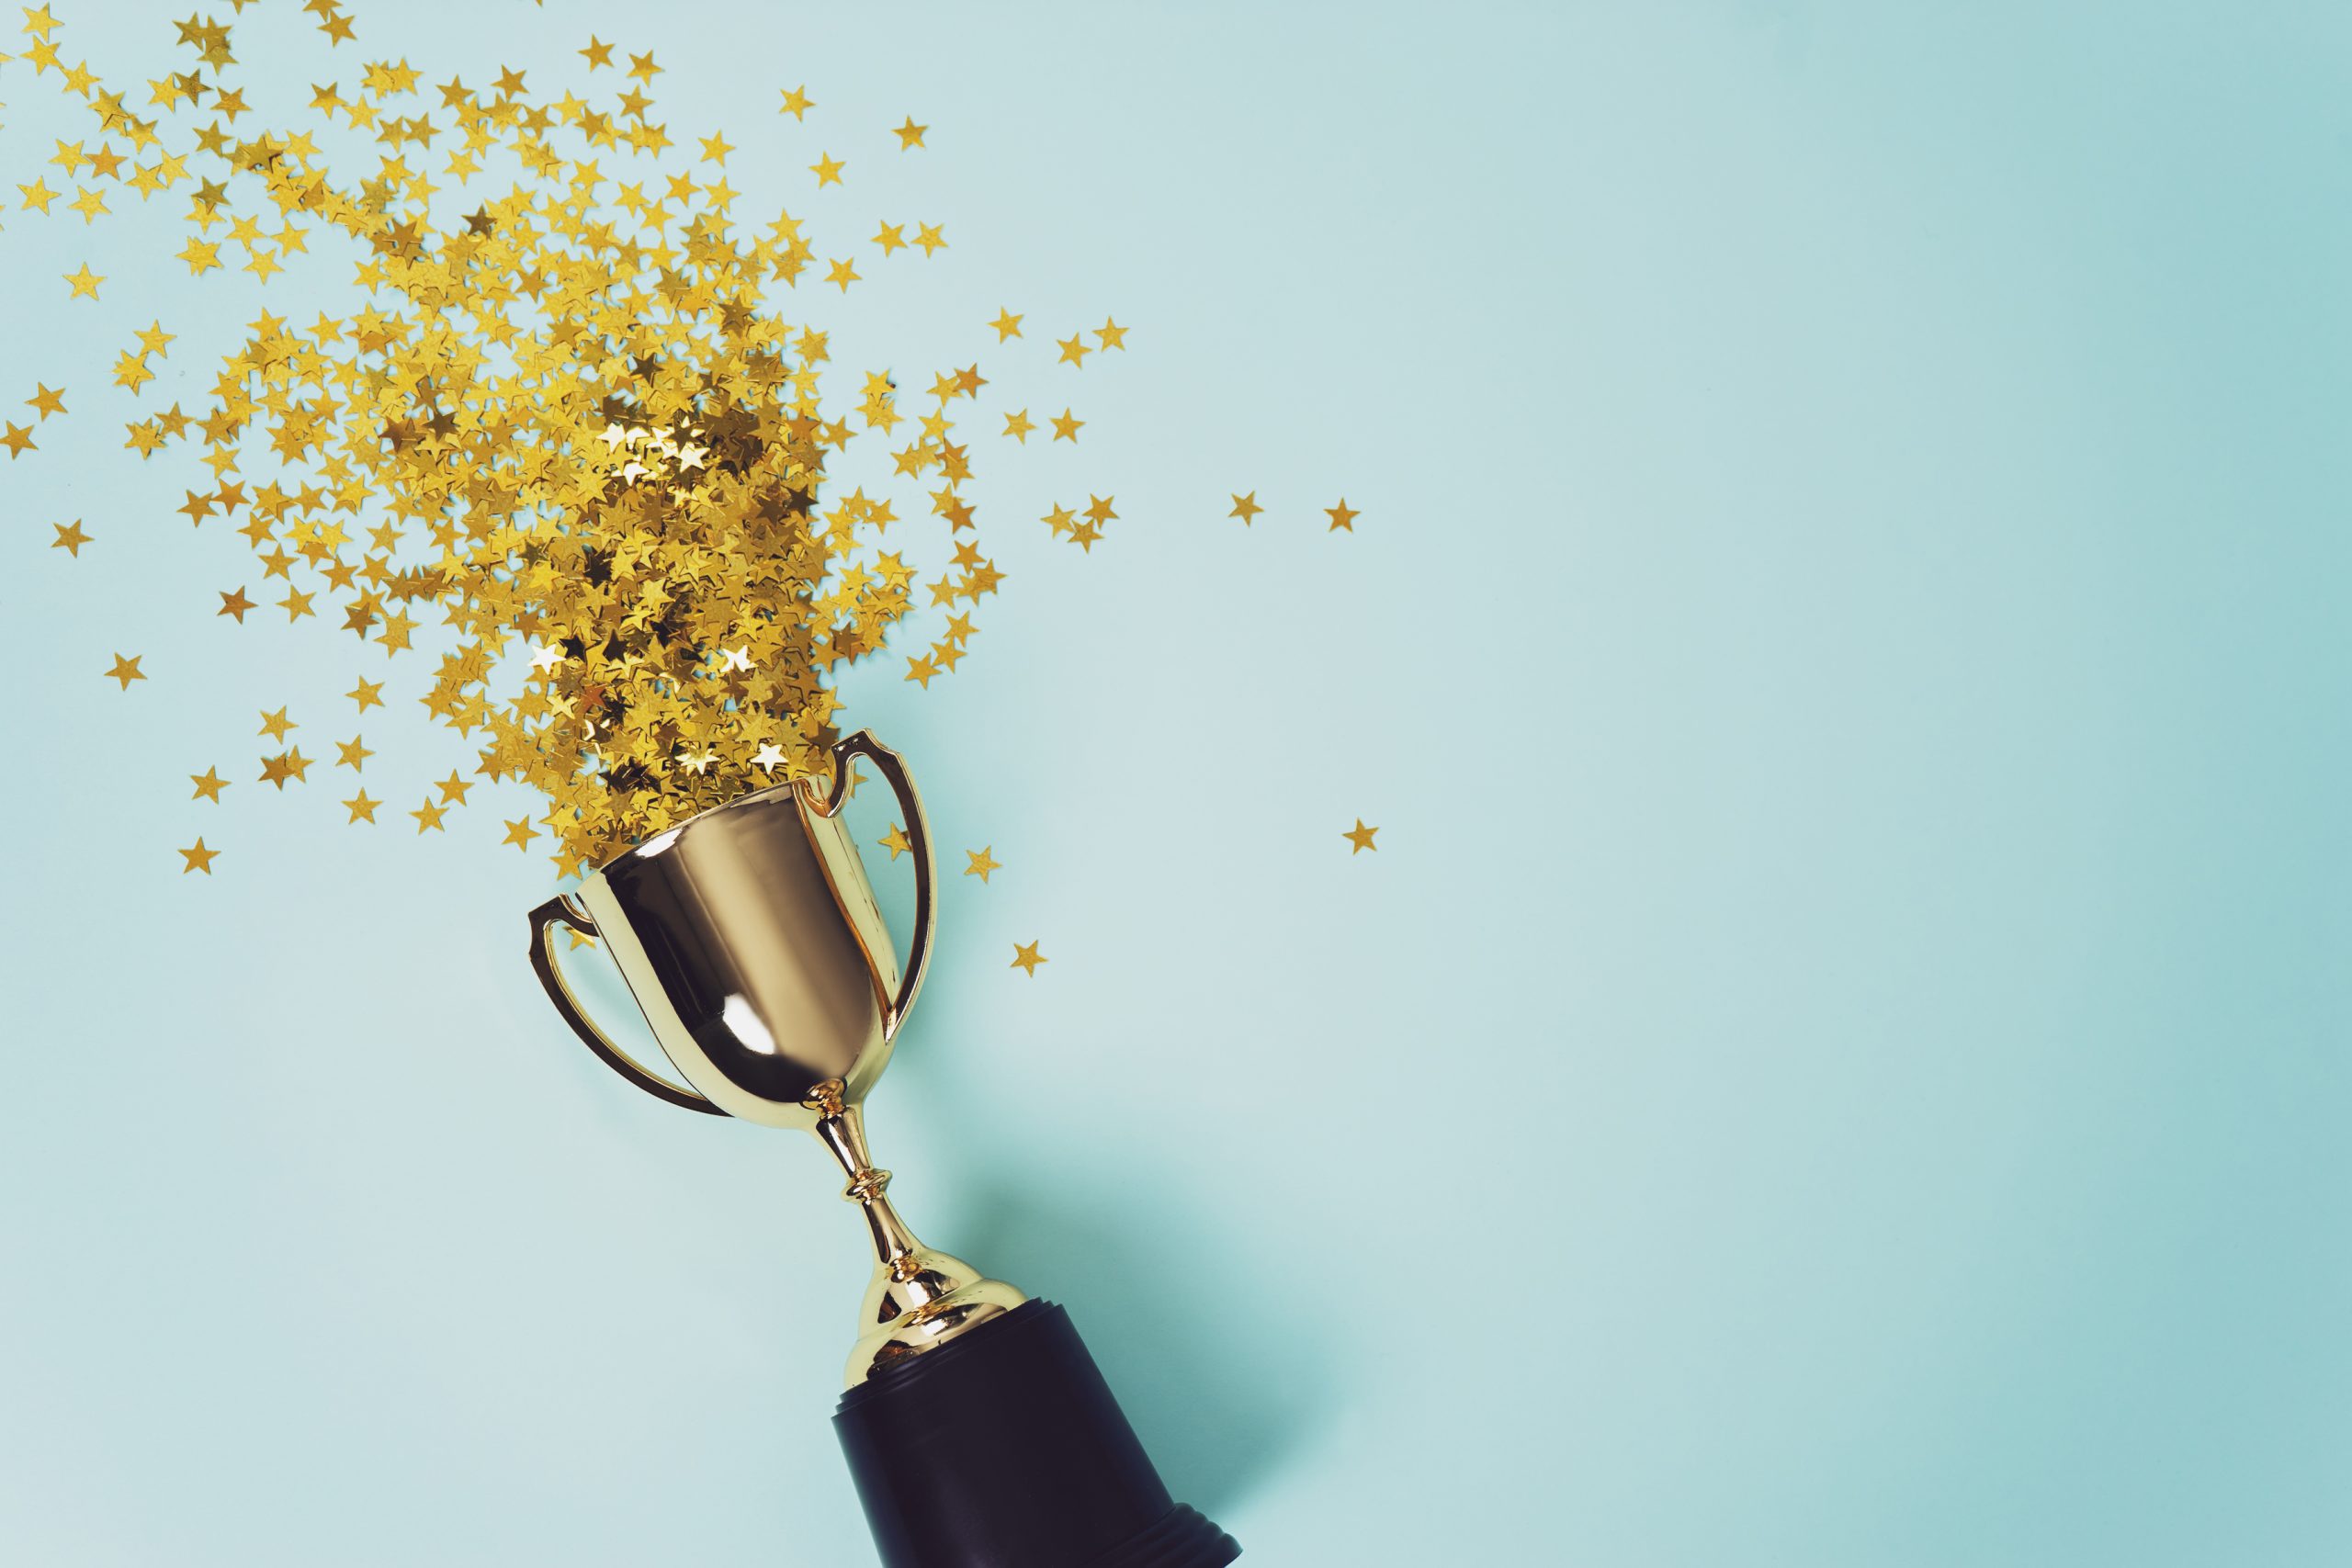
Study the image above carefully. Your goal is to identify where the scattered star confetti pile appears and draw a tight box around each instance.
[4,5,1367,891]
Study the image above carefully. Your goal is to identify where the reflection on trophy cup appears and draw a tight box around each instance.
[527,730,1240,1568]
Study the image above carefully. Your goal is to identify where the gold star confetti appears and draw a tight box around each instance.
[334,736,371,771]
[113,350,156,394]
[1326,499,1359,533]
[965,846,1001,882]
[0,10,1339,881]
[51,518,90,554]
[1229,491,1262,525]
[503,817,539,850]
[257,707,296,742]
[1011,941,1046,976]
[189,767,228,802]
[178,838,219,874]
[877,822,911,860]
[1343,818,1379,854]
[103,653,144,690]
[258,748,311,789]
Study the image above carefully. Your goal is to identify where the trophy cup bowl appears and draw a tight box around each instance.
[526,730,1240,1568]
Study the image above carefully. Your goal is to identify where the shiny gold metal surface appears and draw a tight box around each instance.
[526,730,1025,1385]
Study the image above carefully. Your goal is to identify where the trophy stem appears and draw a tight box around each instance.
[809,1097,922,1269]
[805,1083,1027,1387]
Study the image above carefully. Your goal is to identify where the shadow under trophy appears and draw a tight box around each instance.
[526,729,1241,1568]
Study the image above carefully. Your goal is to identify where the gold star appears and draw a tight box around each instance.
[2,422,35,457]
[104,653,145,690]
[625,51,661,84]
[871,220,906,254]
[215,587,254,620]
[1096,317,1127,350]
[258,748,311,789]
[26,382,66,419]
[51,518,90,554]
[989,308,1023,341]
[778,84,813,119]
[1011,941,1046,976]
[257,706,296,741]
[503,817,539,849]
[342,790,380,824]
[434,771,473,805]
[135,321,175,357]
[893,116,928,150]
[1229,491,1263,525]
[913,222,945,255]
[335,735,372,770]
[1050,408,1083,443]
[964,846,1001,883]
[1343,818,1379,854]
[809,152,845,186]
[825,256,861,290]
[1057,333,1091,367]
[189,767,229,802]
[877,822,911,860]
[411,796,447,833]
[579,35,613,70]
[1326,499,1359,532]
[178,838,219,875]
[63,263,104,299]
[1001,409,1035,443]
[346,676,385,713]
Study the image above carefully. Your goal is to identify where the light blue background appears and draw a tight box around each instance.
[4,3,2348,1563]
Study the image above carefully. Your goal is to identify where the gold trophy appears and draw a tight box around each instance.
[526,730,1240,1568]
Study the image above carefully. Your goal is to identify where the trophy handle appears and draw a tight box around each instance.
[527,894,729,1116]
[823,730,936,1040]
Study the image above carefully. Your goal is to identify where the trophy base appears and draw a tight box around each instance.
[834,1300,1241,1568]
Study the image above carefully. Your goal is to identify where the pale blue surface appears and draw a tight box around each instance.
[4,3,2349,1563]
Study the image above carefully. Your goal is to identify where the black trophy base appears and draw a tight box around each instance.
[834,1301,1241,1568]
